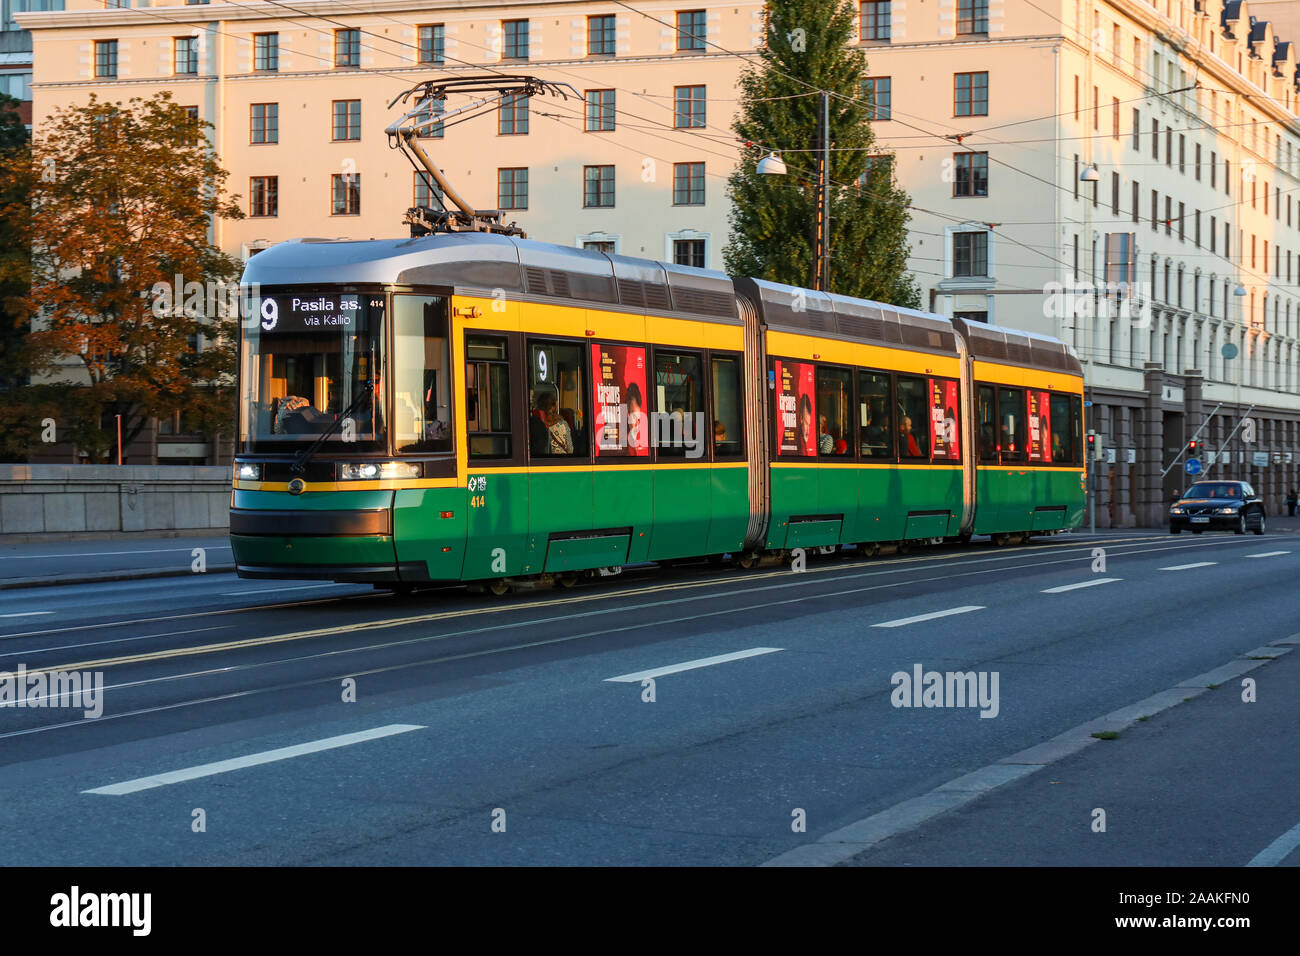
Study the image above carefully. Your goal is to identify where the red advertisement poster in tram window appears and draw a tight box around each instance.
[775,360,816,455]
[591,343,649,457]
[1027,390,1053,462]
[929,378,960,460]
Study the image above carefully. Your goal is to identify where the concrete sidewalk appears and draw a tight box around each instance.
[0,533,235,589]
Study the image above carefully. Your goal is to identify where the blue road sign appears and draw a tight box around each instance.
[1184,458,1203,476]
[1084,400,1093,407]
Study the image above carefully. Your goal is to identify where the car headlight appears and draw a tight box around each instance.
[1170,506,1184,514]
[338,461,422,480]
[235,462,262,481]
[1215,506,1240,514]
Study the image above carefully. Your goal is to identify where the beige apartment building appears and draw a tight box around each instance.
[17,0,1300,524]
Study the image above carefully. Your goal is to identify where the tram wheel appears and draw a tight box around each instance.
[737,552,759,570]
[557,572,579,589]
[488,579,511,596]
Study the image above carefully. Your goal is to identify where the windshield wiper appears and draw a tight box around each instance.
[290,380,375,476]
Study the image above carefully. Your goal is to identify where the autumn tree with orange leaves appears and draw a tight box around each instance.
[0,91,244,461]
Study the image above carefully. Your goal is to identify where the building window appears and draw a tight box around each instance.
[250,176,277,217]
[250,103,278,144]
[953,152,988,197]
[676,9,706,50]
[254,32,278,72]
[859,154,893,187]
[1112,98,1119,140]
[1131,180,1139,224]
[674,85,706,128]
[953,231,989,277]
[584,165,615,207]
[181,106,199,120]
[673,162,705,205]
[954,72,988,117]
[674,239,706,268]
[585,89,615,131]
[174,37,198,75]
[860,1,891,41]
[334,28,360,68]
[331,174,360,215]
[956,0,988,35]
[332,100,361,141]
[583,240,616,253]
[1131,108,1140,150]
[1110,172,1119,215]
[502,19,529,59]
[498,93,529,135]
[498,168,528,210]
[862,77,891,120]
[416,99,444,138]
[954,310,988,324]
[1104,232,1134,284]
[418,25,445,64]
[414,170,442,209]
[588,14,616,55]
[95,40,118,79]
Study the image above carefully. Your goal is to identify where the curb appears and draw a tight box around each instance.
[0,566,237,591]
[762,636,1298,867]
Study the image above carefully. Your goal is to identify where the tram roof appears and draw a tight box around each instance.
[240,233,740,325]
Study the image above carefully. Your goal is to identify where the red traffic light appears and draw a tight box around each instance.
[1188,440,1199,452]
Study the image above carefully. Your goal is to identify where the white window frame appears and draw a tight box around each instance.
[664,229,711,269]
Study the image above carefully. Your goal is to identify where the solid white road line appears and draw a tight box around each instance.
[83,724,426,796]
[1245,551,1291,559]
[871,606,984,628]
[1246,819,1300,867]
[605,647,783,683]
[1158,562,1218,571]
[1041,578,1121,593]
[220,583,347,596]
[0,611,54,619]
[0,546,231,560]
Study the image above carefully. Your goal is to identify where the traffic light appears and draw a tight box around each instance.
[1087,429,1102,461]
[1187,439,1200,456]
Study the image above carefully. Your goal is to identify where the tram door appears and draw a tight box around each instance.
[463,332,531,578]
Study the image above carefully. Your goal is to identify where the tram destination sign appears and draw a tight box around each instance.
[256,293,381,333]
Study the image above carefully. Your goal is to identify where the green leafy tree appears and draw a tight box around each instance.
[0,91,244,462]
[724,0,921,308]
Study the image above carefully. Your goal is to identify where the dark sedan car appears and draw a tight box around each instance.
[1169,480,1266,535]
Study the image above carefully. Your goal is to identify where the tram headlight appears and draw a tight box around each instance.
[338,461,422,480]
[235,462,262,481]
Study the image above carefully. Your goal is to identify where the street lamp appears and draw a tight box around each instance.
[1077,160,1101,531]
[1079,163,1100,182]
[751,90,831,291]
[756,152,787,176]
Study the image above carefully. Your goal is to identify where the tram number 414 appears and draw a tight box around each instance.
[470,495,486,508]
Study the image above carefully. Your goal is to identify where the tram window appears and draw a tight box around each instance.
[774,359,816,456]
[393,294,451,453]
[929,378,960,461]
[466,335,512,458]
[710,354,743,457]
[528,340,587,457]
[858,371,892,458]
[896,375,930,460]
[1050,393,1080,464]
[816,366,852,457]
[654,350,703,459]
[998,387,1026,461]
[592,343,649,457]
[977,385,998,462]
[1027,389,1052,462]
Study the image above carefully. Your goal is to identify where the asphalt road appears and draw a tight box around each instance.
[0,528,1297,866]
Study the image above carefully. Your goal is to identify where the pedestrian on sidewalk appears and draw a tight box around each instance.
[1287,488,1298,517]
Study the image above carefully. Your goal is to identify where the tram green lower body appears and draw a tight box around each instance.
[230,464,1085,583]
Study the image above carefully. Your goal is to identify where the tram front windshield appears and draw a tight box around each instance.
[240,291,386,452]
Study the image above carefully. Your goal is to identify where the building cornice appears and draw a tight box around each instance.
[17,0,604,31]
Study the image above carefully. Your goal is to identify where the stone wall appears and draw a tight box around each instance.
[0,465,230,537]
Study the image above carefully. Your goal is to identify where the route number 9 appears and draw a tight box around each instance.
[536,349,548,381]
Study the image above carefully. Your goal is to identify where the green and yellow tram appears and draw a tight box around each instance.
[231,233,1085,589]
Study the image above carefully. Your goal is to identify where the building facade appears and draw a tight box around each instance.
[17,1,1300,523]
